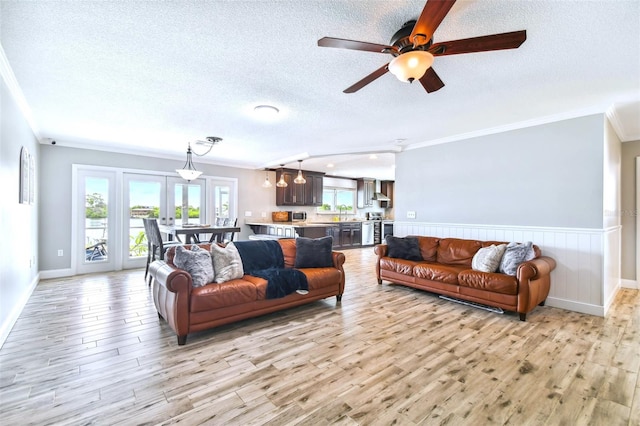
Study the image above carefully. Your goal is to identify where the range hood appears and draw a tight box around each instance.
[372,192,390,201]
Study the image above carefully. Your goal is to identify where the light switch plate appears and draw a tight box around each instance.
[244,211,252,217]
[407,211,416,219]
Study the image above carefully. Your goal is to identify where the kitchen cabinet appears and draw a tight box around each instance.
[379,180,394,208]
[304,174,323,206]
[276,169,324,206]
[326,222,362,248]
[357,178,375,208]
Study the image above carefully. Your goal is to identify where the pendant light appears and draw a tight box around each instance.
[294,160,306,184]
[276,164,288,187]
[261,169,273,188]
[176,143,202,181]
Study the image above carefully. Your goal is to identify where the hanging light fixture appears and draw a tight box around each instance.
[294,159,306,184]
[276,164,288,187]
[261,168,273,188]
[388,50,434,83]
[176,143,202,181]
[175,137,222,181]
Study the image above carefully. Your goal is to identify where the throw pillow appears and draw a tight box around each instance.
[173,245,214,287]
[294,236,333,268]
[210,242,244,283]
[472,244,507,273]
[386,236,423,261]
[499,241,534,276]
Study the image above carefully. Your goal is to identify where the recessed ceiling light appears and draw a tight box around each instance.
[327,163,334,168]
[253,105,280,120]
[369,154,378,160]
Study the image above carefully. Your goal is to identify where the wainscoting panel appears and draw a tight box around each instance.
[394,222,622,317]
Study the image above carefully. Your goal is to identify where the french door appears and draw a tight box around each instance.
[122,174,205,269]
[75,169,118,275]
[74,166,206,273]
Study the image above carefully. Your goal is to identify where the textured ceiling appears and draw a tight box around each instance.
[1,0,639,180]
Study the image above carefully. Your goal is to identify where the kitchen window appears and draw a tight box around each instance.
[319,188,356,213]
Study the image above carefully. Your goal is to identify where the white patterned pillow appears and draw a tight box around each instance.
[173,245,214,287]
[472,244,507,273]
[499,242,535,276]
[210,242,244,283]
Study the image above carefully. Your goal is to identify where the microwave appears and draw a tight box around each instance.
[291,211,307,222]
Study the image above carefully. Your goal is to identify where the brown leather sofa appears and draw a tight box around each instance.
[374,236,556,320]
[149,239,345,345]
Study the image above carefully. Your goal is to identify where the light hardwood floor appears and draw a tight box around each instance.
[1,248,638,425]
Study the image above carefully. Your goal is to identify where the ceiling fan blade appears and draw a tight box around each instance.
[430,30,527,56]
[344,64,390,93]
[410,0,457,46]
[419,67,445,93]
[318,37,396,54]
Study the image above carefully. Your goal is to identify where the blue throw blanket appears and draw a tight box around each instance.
[234,240,309,299]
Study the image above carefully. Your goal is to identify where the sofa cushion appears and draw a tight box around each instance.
[472,244,507,273]
[413,263,465,285]
[173,244,214,287]
[190,279,258,311]
[278,238,297,268]
[386,236,423,261]
[436,238,483,266]
[416,236,439,262]
[379,257,417,275]
[458,270,518,295]
[295,236,334,268]
[498,241,535,276]
[210,242,244,283]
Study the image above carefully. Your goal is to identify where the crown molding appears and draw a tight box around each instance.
[0,44,41,140]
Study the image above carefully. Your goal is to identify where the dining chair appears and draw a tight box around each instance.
[143,218,182,286]
[222,218,238,243]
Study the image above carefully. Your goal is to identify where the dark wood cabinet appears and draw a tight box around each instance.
[276,169,324,206]
[357,178,375,208]
[379,180,394,208]
[304,174,323,206]
[327,222,362,248]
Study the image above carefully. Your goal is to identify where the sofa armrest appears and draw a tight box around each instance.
[374,244,388,284]
[332,251,346,295]
[516,256,557,316]
[149,260,193,295]
[149,260,192,342]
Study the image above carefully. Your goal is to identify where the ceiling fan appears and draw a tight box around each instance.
[317,0,526,94]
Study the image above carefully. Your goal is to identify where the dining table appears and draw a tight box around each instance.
[158,223,241,244]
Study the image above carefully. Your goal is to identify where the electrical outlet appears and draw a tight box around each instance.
[57,249,63,257]
[261,212,267,218]
[407,211,416,219]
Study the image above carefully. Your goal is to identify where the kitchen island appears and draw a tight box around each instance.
[245,220,371,248]
[245,221,338,239]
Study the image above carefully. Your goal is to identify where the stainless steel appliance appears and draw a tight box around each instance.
[382,221,394,241]
[362,221,374,245]
[367,212,384,244]
[291,211,307,222]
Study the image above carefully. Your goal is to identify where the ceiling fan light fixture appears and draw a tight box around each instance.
[293,160,306,184]
[176,143,203,181]
[388,50,434,83]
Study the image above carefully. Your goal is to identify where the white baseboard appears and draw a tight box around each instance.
[0,272,39,349]
[39,268,74,280]
[621,279,638,289]
[545,297,605,317]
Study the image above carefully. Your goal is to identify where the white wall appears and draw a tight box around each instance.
[394,114,621,316]
[0,78,40,347]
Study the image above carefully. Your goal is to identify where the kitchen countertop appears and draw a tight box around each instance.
[245,221,340,228]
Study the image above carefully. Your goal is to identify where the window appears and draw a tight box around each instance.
[319,188,356,213]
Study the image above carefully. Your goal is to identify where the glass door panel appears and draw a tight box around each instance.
[169,177,205,226]
[77,169,117,274]
[123,174,166,269]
